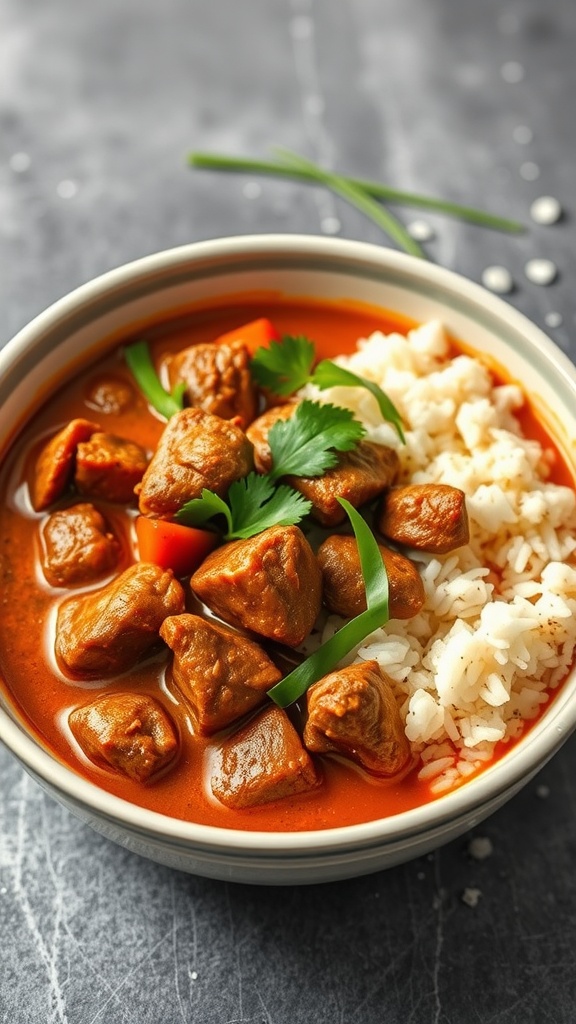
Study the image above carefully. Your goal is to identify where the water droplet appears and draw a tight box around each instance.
[498,12,521,34]
[461,887,482,908]
[57,179,78,199]
[455,63,485,88]
[0,886,7,895]
[10,152,31,173]
[536,783,550,798]
[191,970,198,981]
[512,125,533,145]
[321,216,341,234]
[520,161,540,181]
[243,181,262,199]
[530,195,562,225]
[291,15,313,39]
[501,61,525,83]
[305,94,324,116]
[481,265,514,294]
[468,836,494,861]
[525,258,558,285]
[407,220,435,242]
[544,311,563,328]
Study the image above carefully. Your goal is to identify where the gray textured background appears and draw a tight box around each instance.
[1,1,576,1021]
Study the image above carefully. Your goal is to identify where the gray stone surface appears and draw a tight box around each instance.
[1,0,576,1021]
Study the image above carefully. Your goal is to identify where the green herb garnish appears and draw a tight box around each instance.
[251,335,316,396]
[175,472,312,540]
[188,149,526,249]
[175,400,365,537]
[275,147,425,258]
[267,399,366,481]
[267,498,390,707]
[125,341,185,420]
[252,335,405,442]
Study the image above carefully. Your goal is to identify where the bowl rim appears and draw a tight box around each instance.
[2,232,576,858]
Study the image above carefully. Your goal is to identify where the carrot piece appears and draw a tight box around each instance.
[135,517,218,577]
[214,318,280,354]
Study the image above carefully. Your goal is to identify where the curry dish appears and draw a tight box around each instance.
[0,298,573,831]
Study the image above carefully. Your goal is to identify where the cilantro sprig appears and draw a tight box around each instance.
[175,400,365,538]
[251,335,406,443]
[267,400,365,481]
[250,335,315,395]
[267,498,390,707]
[175,473,312,540]
[125,340,369,541]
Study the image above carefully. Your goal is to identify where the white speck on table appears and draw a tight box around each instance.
[530,196,563,225]
[520,161,540,181]
[525,258,558,285]
[407,219,435,242]
[9,152,31,172]
[545,311,563,328]
[461,887,483,908]
[468,836,494,861]
[501,61,525,83]
[513,125,533,145]
[481,265,514,294]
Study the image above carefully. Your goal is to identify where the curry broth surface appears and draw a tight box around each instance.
[0,298,571,831]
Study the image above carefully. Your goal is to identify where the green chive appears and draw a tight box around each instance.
[267,499,389,707]
[273,146,426,258]
[187,150,525,234]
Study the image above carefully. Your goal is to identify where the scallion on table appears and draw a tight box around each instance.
[187,148,526,258]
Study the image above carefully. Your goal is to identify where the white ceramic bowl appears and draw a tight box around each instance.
[2,235,576,885]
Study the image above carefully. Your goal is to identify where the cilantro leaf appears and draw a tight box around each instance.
[267,400,366,482]
[267,497,390,708]
[174,473,311,540]
[250,334,405,441]
[226,473,312,539]
[250,335,315,396]
[313,360,406,443]
[175,489,233,534]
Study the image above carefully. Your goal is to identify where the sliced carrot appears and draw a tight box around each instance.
[135,517,218,577]
[214,317,280,354]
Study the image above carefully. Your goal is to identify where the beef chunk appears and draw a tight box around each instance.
[245,403,399,526]
[41,502,121,587]
[69,693,178,782]
[304,660,410,776]
[136,408,254,518]
[211,704,319,809]
[292,442,400,526]
[160,613,281,734]
[376,483,470,553]
[245,403,296,473]
[85,376,136,415]
[167,340,258,429]
[317,534,425,621]
[32,418,100,511]
[75,433,149,503]
[190,525,322,647]
[55,562,185,676]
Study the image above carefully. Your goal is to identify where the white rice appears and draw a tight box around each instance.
[302,321,576,792]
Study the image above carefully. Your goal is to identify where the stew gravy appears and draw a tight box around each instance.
[0,297,572,832]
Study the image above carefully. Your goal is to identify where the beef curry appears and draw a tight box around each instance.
[0,298,571,831]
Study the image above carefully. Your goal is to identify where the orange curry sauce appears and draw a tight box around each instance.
[0,297,573,831]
